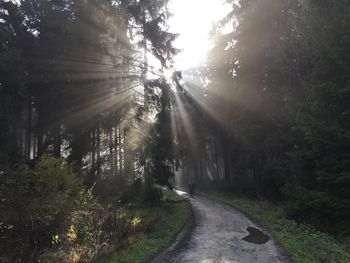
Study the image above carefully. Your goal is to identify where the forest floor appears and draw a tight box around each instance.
[152,193,290,263]
[201,191,350,263]
[94,190,192,263]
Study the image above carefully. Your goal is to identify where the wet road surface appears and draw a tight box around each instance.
[152,193,290,263]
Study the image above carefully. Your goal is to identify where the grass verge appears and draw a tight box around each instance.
[95,190,191,263]
[202,190,350,263]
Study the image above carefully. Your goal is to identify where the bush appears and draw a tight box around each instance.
[0,156,173,262]
[93,175,128,203]
[282,184,350,233]
[142,185,163,203]
[0,156,87,262]
[0,156,160,262]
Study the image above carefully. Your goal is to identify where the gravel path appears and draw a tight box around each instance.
[152,193,290,263]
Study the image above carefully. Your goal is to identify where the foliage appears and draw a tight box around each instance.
[0,156,86,261]
[143,78,176,187]
[142,185,164,203]
[0,0,178,184]
[95,190,191,263]
[94,176,164,204]
[197,0,350,234]
[283,184,350,234]
[0,0,182,262]
[0,156,181,262]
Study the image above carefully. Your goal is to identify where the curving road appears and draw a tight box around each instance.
[152,192,290,263]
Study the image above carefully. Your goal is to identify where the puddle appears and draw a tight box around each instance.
[242,227,269,244]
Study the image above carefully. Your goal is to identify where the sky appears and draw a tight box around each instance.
[168,0,232,70]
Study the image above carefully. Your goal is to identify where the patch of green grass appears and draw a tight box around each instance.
[202,190,350,263]
[95,190,191,263]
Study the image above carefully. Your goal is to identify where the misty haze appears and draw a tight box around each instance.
[0,0,349,262]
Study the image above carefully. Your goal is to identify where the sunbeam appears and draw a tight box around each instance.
[168,0,231,70]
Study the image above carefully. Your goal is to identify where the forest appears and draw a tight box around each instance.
[0,0,349,262]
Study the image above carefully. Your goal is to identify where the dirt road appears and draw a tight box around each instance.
[152,193,290,263]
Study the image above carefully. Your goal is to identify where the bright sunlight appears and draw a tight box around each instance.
[168,0,231,70]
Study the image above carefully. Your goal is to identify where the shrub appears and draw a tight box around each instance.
[0,156,86,262]
[142,185,163,203]
[282,184,350,233]
[0,156,165,262]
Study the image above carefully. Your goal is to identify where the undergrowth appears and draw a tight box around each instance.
[94,190,191,263]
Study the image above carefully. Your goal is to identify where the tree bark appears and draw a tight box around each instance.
[53,122,61,158]
[96,122,101,177]
[25,88,32,159]
[118,127,123,176]
[91,129,96,179]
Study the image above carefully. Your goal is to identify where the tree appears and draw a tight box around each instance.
[199,0,350,232]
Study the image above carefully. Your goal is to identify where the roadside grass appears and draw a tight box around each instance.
[95,190,191,263]
[202,190,350,263]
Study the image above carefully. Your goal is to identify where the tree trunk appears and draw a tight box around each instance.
[53,122,61,158]
[212,135,218,176]
[91,129,96,179]
[25,88,32,159]
[96,122,101,177]
[116,128,120,175]
[109,127,114,176]
[118,127,123,176]
[37,132,44,157]
[223,134,232,185]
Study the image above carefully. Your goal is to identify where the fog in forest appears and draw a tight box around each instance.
[1,0,349,262]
